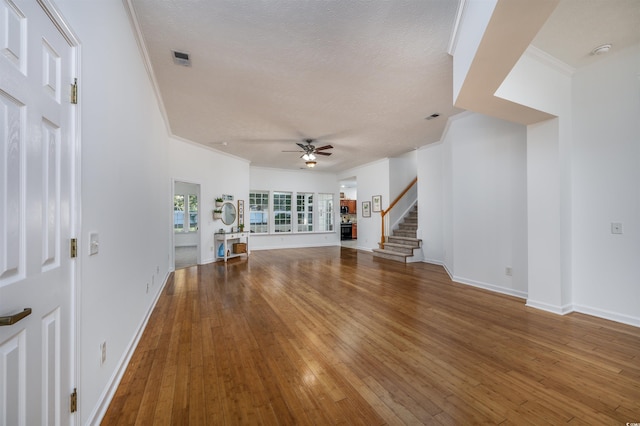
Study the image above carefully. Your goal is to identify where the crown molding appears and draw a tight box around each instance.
[525,45,575,77]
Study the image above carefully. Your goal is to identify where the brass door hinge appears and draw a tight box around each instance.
[70,388,77,413]
[70,78,78,104]
[70,238,77,258]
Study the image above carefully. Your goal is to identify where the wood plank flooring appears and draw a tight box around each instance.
[102,247,640,425]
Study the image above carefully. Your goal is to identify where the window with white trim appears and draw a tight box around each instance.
[273,191,292,233]
[174,194,198,232]
[317,193,334,232]
[249,191,269,234]
[297,193,313,232]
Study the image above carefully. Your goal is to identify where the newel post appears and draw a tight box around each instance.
[380,211,386,249]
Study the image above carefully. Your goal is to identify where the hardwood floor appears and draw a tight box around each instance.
[102,247,640,425]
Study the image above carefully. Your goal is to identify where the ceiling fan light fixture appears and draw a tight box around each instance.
[302,153,310,161]
[308,153,316,160]
[305,161,317,168]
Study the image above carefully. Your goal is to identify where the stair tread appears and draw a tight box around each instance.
[383,243,417,250]
[388,236,421,243]
[372,248,410,257]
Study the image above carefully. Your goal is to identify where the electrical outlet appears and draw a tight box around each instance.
[611,222,623,234]
[100,341,106,365]
[505,267,513,276]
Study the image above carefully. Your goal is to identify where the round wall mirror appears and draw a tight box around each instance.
[221,202,236,225]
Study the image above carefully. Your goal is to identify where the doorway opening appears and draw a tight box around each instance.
[339,177,357,249]
[173,181,201,269]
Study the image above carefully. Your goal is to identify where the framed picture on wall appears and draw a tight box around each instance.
[237,199,244,226]
[372,195,382,212]
[362,201,371,217]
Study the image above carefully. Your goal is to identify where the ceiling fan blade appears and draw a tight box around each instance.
[282,150,304,153]
[314,144,333,151]
[316,151,332,156]
[296,142,308,150]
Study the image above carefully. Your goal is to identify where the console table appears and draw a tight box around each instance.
[214,231,250,262]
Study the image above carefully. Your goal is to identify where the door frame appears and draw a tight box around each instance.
[172,179,202,269]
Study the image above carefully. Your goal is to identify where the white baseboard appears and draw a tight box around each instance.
[572,304,640,328]
[421,260,527,300]
[423,258,453,279]
[251,242,339,251]
[87,271,170,425]
[452,275,528,300]
[525,299,573,315]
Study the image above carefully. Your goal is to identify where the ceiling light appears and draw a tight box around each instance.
[308,153,316,160]
[302,153,310,161]
[305,161,317,168]
[591,44,612,56]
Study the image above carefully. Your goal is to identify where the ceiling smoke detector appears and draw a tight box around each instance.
[172,50,191,66]
[591,44,612,56]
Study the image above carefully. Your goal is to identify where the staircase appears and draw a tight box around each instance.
[372,205,421,263]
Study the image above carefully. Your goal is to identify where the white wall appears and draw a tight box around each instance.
[249,167,340,250]
[54,1,172,423]
[339,159,390,251]
[417,143,444,264]
[472,34,639,326]
[439,113,528,298]
[571,45,640,325]
[498,47,574,313]
[169,139,250,263]
[340,186,357,200]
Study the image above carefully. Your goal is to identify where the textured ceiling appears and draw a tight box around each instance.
[532,0,640,69]
[127,0,640,172]
[129,0,461,172]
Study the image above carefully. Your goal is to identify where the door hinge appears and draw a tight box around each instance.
[70,78,78,104]
[70,388,77,413]
[70,238,77,258]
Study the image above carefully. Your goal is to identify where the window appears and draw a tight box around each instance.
[188,194,198,231]
[249,190,335,235]
[318,193,334,232]
[273,191,292,233]
[174,195,184,231]
[174,194,198,232]
[249,191,269,234]
[297,193,313,232]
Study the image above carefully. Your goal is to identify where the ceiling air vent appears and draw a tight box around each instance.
[172,50,191,67]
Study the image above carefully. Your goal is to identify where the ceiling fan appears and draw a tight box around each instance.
[283,139,333,168]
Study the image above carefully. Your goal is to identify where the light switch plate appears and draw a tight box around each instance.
[89,232,99,255]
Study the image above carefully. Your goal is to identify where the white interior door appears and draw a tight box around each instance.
[0,0,77,424]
